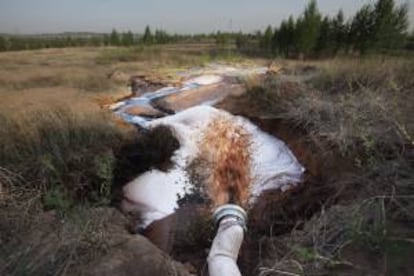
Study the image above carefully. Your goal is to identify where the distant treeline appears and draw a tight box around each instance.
[0,0,412,58]
[253,0,412,58]
[0,27,193,51]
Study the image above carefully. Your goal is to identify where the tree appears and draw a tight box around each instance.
[373,0,408,49]
[271,28,279,55]
[0,36,8,51]
[286,16,296,56]
[103,34,110,46]
[332,10,346,54]
[296,0,322,57]
[235,31,248,51]
[154,29,170,44]
[275,16,297,57]
[260,25,273,54]
[122,31,134,46]
[110,29,120,46]
[215,31,229,46]
[142,25,153,44]
[349,4,376,54]
[315,16,334,56]
[406,30,414,50]
[348,0,409,54]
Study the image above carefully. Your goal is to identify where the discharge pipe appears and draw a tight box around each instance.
[208,204,247,276]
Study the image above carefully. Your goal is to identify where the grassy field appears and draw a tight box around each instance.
[0,46,413,275]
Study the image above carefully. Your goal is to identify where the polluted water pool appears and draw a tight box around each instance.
[112,64,305,230]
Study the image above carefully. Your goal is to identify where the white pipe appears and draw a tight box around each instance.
[208,204,247,276]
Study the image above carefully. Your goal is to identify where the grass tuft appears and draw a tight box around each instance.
[0,107,126,207]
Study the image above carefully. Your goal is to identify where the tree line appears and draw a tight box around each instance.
[0,26,181,52]
[257,0,410,57]
[0,0,411,57]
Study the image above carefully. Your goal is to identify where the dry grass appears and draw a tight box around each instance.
[240,57,414,275]
[0,143,120,275]
[0,107,129,208]
[1,206,129,275]
[250,58,414,158]
[0,47,137,275]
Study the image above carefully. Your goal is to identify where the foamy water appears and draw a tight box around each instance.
[110,65,267,127]
[122,106,305,228]
[115,65,304,228]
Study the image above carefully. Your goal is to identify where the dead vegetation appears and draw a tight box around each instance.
[220,57,414,275]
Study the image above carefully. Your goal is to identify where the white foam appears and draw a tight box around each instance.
[123,167,191,228]
[184,75,223,86]
[122,106,305,227]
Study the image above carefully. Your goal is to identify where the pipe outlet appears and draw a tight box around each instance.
[208,204,247,276]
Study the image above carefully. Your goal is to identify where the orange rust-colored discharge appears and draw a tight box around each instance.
[200,116,252,207]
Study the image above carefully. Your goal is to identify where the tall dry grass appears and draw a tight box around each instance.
[0,47,142,275]
[251,58,414,158]
[242,57,414,275]
[0,107,127,205]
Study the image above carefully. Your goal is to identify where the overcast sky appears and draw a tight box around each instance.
[0,0,412,34]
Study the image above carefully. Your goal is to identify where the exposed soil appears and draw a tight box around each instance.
[238,117,355,274]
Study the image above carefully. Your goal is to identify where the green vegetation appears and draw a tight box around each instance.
[268,0,410,57]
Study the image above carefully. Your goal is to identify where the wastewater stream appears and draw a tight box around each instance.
[110,63,305,241]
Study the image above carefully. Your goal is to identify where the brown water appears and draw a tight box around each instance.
[200,115,252,207]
